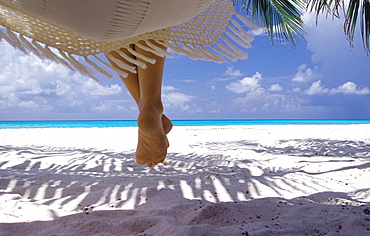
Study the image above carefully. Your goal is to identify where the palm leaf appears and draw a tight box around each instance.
[234,0,370,54]
[233,0,306,46]
[306,0,342,18]
[344,0,370,55]
[361,0,370,54]
[306,0,370,55]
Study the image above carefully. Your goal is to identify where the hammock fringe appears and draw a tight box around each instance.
[84,57,114,80]
[93,55,129,78]
[0,0,255,79]
[106,53,137,73]
[19,34,48,60]
[57,50,88,76]
[126,46,156,64]
[115,48,147,70]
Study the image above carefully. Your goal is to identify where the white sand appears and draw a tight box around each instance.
[0,124,369,235]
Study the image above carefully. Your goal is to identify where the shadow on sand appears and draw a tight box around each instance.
[0,138,369,235]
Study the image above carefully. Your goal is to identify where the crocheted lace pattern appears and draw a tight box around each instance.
[0,0,255,80]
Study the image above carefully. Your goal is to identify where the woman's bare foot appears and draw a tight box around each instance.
[136,105,170,167]
[162,114,173,134]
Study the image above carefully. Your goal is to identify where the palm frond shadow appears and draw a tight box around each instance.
[0,138,369,224]
[199,138,370,158]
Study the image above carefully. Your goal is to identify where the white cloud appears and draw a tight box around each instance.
[92,103,108,112]
[90,100,133,113]
[0,42,125,118]
[306,80,370,95]
[302,10,347,62]
[224,66,243,77]
[162,92,192,105]
[302,6,369,72]
[249,27,266,37]
[182,105,202,113]
[162,85,193,108]
[161,85,200,113]
[81,80,121,96]
[292,64,316,83]
[268,84,282,91]
[226,72,262,94]
[181,79,197,83]
[305,80,329,95]
[162,85,178,92]
[292,87,302,92]
[232,88,302,113]
[331,82,370,95]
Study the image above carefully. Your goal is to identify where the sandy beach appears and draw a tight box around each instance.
[0,124,369,235]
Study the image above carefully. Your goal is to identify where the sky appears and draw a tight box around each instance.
[0,7,369,121]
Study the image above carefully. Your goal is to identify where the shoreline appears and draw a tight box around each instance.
[1,124,369,150]
[1,125,369,235]
[1,119,369,129]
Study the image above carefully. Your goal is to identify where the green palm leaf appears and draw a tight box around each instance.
[306,0,342,18]
[345,0,370,54]
[233,0,306,46]
[234,0,370,54]
[306,0,370,54]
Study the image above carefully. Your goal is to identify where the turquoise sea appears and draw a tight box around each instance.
[0,120,369,129]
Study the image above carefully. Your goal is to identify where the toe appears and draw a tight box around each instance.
[136,160,146,165]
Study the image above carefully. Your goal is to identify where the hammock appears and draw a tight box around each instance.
[0,0,256,80]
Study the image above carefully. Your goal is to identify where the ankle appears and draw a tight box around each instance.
[137,102,164,129]
[138,100,164,114]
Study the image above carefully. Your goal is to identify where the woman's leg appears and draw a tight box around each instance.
[107,41,171,167]
[107,48,172,134]
[135,40,168,167]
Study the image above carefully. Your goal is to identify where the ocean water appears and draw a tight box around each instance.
[0,120,369,129]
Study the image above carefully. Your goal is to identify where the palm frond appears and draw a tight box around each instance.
[306,0,370,55]
[233,0,306,46]
[306,0,342,18]
[360,0,370,54]
[344,0,370,55]
[234,0,370,54]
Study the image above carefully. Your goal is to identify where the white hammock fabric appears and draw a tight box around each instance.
[0,0,256,80]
